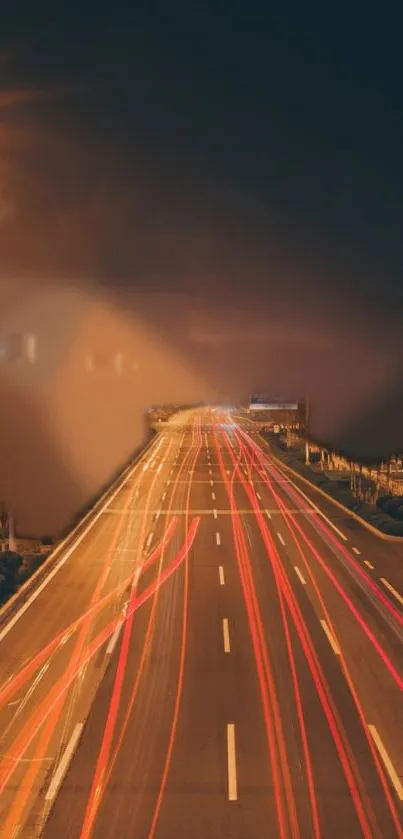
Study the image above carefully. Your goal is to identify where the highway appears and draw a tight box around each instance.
[0,408,402,838]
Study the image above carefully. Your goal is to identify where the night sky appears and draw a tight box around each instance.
[1,4,403,533]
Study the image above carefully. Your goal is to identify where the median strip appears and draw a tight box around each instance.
[106,622,123,656]
[45,722,84,803]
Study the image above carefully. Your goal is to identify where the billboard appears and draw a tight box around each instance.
[249,395,298,411]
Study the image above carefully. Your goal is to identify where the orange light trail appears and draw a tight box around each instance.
[101,422,199,799]
[148,417,203,838]
[0,519,200,799]
[0,518,178,714]
[79,420,201,838]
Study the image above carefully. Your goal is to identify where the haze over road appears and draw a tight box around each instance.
[0,408,402,838]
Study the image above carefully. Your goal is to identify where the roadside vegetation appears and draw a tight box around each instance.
[261,432,403,536]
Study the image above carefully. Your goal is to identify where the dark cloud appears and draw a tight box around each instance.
[1,6,403,533]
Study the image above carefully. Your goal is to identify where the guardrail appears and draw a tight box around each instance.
[0,432,157,631]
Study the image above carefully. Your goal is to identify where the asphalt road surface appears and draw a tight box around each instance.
[0,408,402,838]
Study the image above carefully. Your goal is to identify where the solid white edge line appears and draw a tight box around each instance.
[223,618,231,652]
[219,566,225,585]
[45,722,84,802]
[106,621,123,656]
[0,438,161,645]
[294,566,306,585]
[368,724,403,801]
[216,532,221,546]
[380,578,403,606]
[227,723,238,801]
[320,619,340,655]
[277,532,285,546]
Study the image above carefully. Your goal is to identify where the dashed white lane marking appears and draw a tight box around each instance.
[213,509,218,519]
[227,724,238,801]
[380,578,403,606]
[294,566,306,585]
[155,510,161,521]
[210,480,214,486]
[219,566,225,585]
[157,463,162,474]
[142,463,149,472]
[368,725,403,801]
[320,620,340,655]
[45,722,84,803]
[364,560,374,570]
[216,532,221,546]
[266,510,271,519]
[212,491,216,500]
[277,532,286,546]
[223,618,231,652]
[162,492,167,501]
[352,546,361,555]
[209,468,212,475]
[256,492,262,500]
[146,532,153,548]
